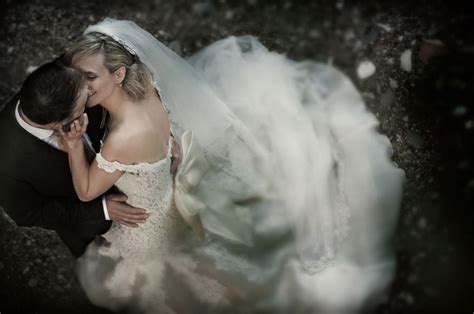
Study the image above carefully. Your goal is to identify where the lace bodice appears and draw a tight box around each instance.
[95,136,182,258]
[96,137,172,205]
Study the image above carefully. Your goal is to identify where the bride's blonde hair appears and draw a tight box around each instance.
[65,32,154,101]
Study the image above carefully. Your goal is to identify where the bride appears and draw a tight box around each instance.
[60,18,404,313]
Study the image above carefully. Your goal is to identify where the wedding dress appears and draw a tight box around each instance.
[78,136,238,313]
[76,18,404,314]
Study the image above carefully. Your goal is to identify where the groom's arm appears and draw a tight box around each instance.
[0,173,105,233]
[0,174,149,232]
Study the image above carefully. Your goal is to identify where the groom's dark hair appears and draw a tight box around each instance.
[19,59,85,124]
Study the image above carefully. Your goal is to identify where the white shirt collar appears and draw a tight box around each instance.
[15,100,54,140]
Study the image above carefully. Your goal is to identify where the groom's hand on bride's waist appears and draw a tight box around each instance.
[105,194,149,228]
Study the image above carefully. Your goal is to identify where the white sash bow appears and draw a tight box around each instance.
[173,130,208,239]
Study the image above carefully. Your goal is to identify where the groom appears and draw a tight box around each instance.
[0,60,149,257]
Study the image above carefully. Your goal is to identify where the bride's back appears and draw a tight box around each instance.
[106,93,171,166]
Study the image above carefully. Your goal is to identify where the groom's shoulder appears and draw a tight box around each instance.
[0,93,23,155]
[0,93,19,130]
[0,93,19,118]
[0,93,19,127]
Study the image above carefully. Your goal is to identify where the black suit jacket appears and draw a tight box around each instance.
[0,94,111,256]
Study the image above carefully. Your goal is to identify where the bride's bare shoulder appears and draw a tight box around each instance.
[100,128,148,165]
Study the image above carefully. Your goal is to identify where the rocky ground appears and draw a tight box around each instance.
[1,0,473,313]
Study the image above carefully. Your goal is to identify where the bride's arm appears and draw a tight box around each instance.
[60,114,124,202]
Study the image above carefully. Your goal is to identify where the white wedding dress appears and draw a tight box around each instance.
[78,137,236,313]
[77,19,404,314]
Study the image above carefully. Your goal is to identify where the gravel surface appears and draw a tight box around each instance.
[1,0,473,313]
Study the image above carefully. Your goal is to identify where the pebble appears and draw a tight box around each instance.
[376,81,382,94]
[192,2,213,16]
[225,10,234,20]
[28,278,38,287]
[452,105,467,117]
[465,120,473,130]
[389,78,399,89]
[418,217,427,229]
[344,29,355,41]
[26,65,39,74]
[380,89,395,107]
[377,23,392,32]
[353,40,363,51]
[400,50,412,72]
[406,131,424,148]
[399,292,415,305]
[309,29,320,39]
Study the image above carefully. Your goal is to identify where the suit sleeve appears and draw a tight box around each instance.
[0,173,106,233]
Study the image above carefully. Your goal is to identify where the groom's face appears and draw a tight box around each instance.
[73,52,117,108]
[62,84,89,128]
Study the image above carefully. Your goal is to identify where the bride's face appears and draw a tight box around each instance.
[73,52,119,107]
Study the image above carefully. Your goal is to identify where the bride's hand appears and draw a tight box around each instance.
[58,113,89,151]
[56,135,69,153]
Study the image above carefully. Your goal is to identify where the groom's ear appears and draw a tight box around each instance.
[51,122,64,131]
[115,66,126,85]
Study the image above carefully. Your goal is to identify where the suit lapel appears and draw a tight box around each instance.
[10,110,77,197]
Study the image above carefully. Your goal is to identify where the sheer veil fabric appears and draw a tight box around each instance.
[81,18,404,312]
